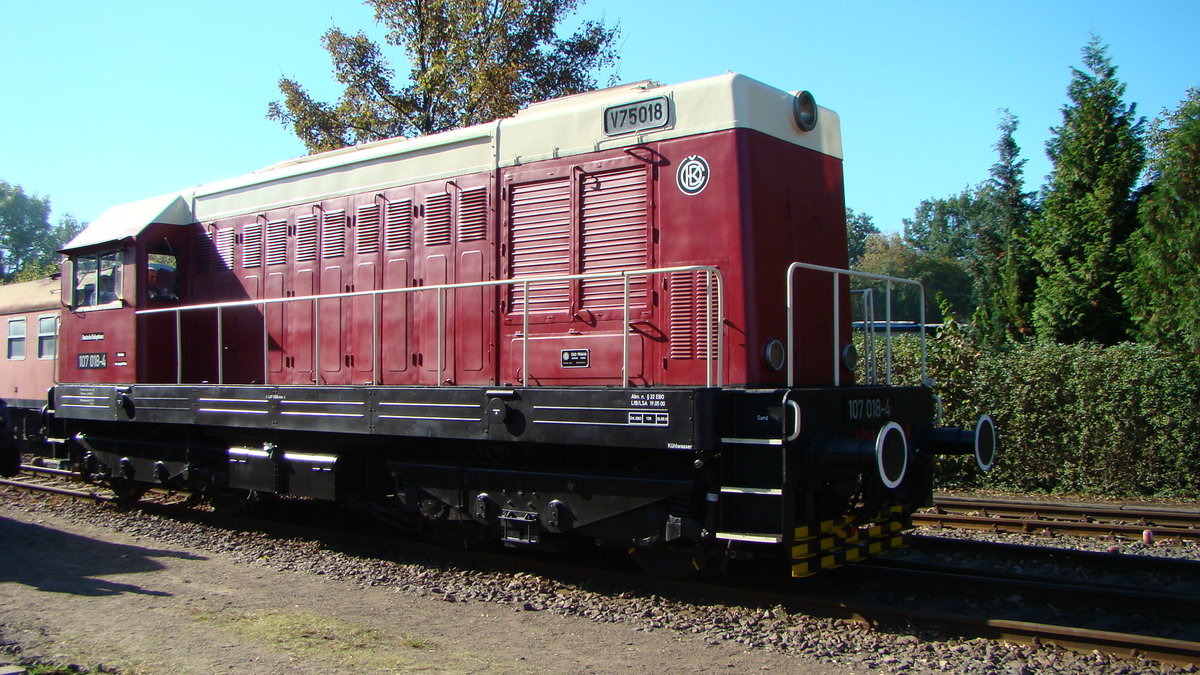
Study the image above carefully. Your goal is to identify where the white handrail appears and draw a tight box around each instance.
[139,264,725,388]
[785,262,926,388]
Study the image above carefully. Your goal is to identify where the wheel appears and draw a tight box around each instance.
[429,520,497,551]
[629,543,722,579]
[108,478,148,504]
[210,488,258,516]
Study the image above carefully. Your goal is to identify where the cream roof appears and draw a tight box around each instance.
[68,73,840,247]
[0,276,61,314]
[64,193,193,251]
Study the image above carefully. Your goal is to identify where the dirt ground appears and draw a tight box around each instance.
[0,501,861,674]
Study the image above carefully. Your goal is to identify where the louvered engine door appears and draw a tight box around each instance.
[412,176,495,386]
[500,161,653,385]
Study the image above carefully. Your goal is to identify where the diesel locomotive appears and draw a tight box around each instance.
[1,74,994,577]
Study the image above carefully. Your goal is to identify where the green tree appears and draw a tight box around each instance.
[845,207,879,266]
[975,110,1037,344]
[1119,88,1200,353]
[1030,35,1145,344]
[0,182,83,283]
[269,0,621,153]
[854,232,973,322]
[902,187,984,261]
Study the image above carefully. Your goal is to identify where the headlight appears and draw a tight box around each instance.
[793,90,818,132]
[764,339,786,371]
[841,343,859,373]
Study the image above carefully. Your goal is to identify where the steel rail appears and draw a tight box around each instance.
[933,495,1200,526]
[919,496,1200,540]
[0,476,110,501]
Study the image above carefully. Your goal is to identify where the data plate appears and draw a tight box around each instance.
[603,96,670,136]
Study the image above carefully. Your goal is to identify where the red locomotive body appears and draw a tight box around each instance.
[39,75,994,576]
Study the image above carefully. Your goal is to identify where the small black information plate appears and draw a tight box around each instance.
[77,352,108,369]
[561,349,590,368]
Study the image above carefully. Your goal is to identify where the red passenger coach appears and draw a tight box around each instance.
[0,277,60,470]
[46,74,995,577]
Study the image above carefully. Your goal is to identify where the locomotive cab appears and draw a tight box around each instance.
[59,195,195,385]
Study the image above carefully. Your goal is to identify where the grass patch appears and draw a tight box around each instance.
[189,609,440,671]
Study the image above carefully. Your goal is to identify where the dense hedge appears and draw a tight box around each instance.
[877,329,1200,498]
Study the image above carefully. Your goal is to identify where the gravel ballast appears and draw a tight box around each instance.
[1,487,1195,674]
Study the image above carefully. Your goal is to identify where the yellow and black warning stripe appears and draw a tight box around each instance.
[790,505,913,577]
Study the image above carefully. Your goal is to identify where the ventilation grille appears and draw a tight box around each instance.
[457,187,488,242]
[194,233,213,273]
[669,271,718,359]
[296,215,318,262]
[216,229,235,270]
[385,200,412,251]
[322,210,346,258]
[242,222,263,268]
[356,204,381,255]
[424,193,452,247]
[266,220,288,265]
[508,178,571,313]
[579,166,649,309]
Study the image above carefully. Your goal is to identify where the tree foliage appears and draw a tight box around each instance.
[845,207,879,266]
[269,0,621,153]
[1030,36,1145,344]
[974,110,1038,345]
[0,181,82,283]
[902,188,983,261]
[1119,88,1200,353]
[854,232,973,322]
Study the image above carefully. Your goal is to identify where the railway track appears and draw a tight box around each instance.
[0,464,110,501]
[918,495,1200,541]
[3,468,1198,667]
[850,539,1200,665]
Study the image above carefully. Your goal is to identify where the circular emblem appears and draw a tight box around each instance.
[676,155,710,195]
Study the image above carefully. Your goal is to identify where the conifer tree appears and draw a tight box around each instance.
[978,110,1037,344]
[1119,88,1200,353]
[1030,36,1145,344]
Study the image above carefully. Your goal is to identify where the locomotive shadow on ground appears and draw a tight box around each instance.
[0,516,205,597]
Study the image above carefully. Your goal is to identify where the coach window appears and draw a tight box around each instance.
[37,315,57,359]
[6,318,25,360]
[72,249,124,309]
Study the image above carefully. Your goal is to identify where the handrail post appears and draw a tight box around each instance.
[436,286,444,386]
[622,272,630,387]
[175,310,182,384]
[704,271,713,388]
[833,271,840,386]
[262,302,269,385]
[918,284,928,383]
[372,292,379,385]
[313,297,320,385]
[885,281,893,386]
[217,306,224,385]
[521,280,529,385]
[786,263,796,388]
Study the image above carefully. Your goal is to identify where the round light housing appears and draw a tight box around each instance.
[764,339,786,371]
[841,343,859,373]
[793,90,819,132]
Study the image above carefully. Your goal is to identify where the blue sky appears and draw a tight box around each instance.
[3,1,1197,234]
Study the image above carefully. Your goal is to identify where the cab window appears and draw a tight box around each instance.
[72,250,123,309]
[147,252,179,302]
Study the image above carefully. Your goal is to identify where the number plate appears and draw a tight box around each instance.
[603,96,670,136]
[77,352,108,369]
[846,397,891,421]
